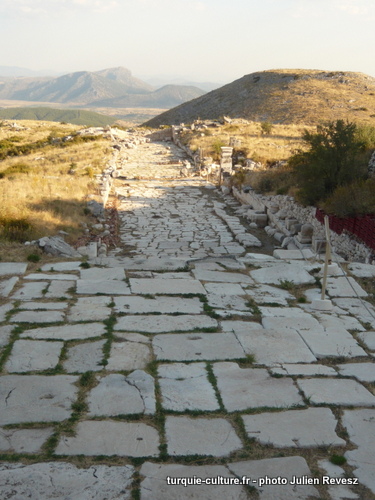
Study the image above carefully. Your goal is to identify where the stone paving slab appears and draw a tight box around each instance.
[263,316,367,359]
[233,326,317,365]
[158,362,219,411]
[63,340,105,373]
[140,461,248,500]
[270,364,337,377]
[0,277,18,297]
[213,363,303,411]
[166,416,242,457]
[107,335,152,371]
[11,281,49,299]
[192,269,253,283]
[120,256,188,271]
[250,262,316,285]
[326,276,368,298]
[0,462,134,499]
[343,409,375,494]
[18,301,68,310]
[152,272,192,279]
[242,408,345,447]
[0,427,54,453]
[67,296,111,322]
[9,310,65,323]
[358,331,375,350]
[55,421,160,456]
[228,456,320,499]
[0,375,78,424]
[297,378,375,406]
[76,279,131,295]
[333,298,375,328]
[206,293,250,311]
[273,248,315,260]
[5,339,63,373]
[348,262,375,278]
[45,280,76,298]
[80,267,126,280]
[316,313,366,332]
[24,273,79,281]
[0,302,13,322]
[0,325,13,347]
[244,284,294,305]
[20,322,106,340]
[153,333,246,361]
[115,314,217,333]
[88,371,155,416]
[203,282,246,295]
[0,263,27,275]
[41,262,83,271]
[114,295,202,314]
[337,362,375,382]
[129,278,206,295]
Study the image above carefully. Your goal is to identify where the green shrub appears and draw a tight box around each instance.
[260,122,273,135]
[289,120,369,205]
[322,178,375,216]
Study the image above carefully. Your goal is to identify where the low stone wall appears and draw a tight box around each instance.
[232,187,374,263]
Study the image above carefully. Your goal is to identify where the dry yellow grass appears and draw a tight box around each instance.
[181,120,315,164]
[0,120,111,258]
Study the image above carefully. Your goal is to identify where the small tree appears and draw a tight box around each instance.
[289,120,368,205]
[260,122,273,135]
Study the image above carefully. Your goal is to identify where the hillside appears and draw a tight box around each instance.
[91,85,205,109]
[144,69,375,127]
[0,107,115,126]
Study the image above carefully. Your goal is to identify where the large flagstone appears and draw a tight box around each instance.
[55,421,159,456]
[115,314,217,333]
[213,363,303,411]
[5,340,63,372]
[20,323,106,340]
[0,375,78,424]
[0,462,134,500]
[297,378,375,406]
[88,371,155,416]
[158,363,219,411]
[114,295,202,314]
[129,278,206,295]
[165,416,242,456]
[242,408,345,447]
[140,462,248,500]
[228,456,320,499]
[250,263,315,285]
[153,333,246,361]
[343,409,375,494]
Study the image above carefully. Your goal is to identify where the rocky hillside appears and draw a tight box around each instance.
[144,69,375,126]
[0,67,204,109]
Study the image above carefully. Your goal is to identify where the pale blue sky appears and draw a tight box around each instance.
[1,0,374,84]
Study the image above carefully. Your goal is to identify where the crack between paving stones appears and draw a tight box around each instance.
[229,330,248,358]
[5,388,16,406]
[124,378,147,413]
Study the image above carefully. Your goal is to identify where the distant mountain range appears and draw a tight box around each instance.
[0,66,205,109]
[144,69,375,127]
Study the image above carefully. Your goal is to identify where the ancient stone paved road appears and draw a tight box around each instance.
[0,134,375,499]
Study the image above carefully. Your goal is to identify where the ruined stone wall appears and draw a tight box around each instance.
[232,187,374,263]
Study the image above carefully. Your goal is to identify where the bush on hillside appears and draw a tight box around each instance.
[289,120,370,205]
[322,178,375,217]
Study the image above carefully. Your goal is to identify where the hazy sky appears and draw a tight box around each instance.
[1,0,374,84]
